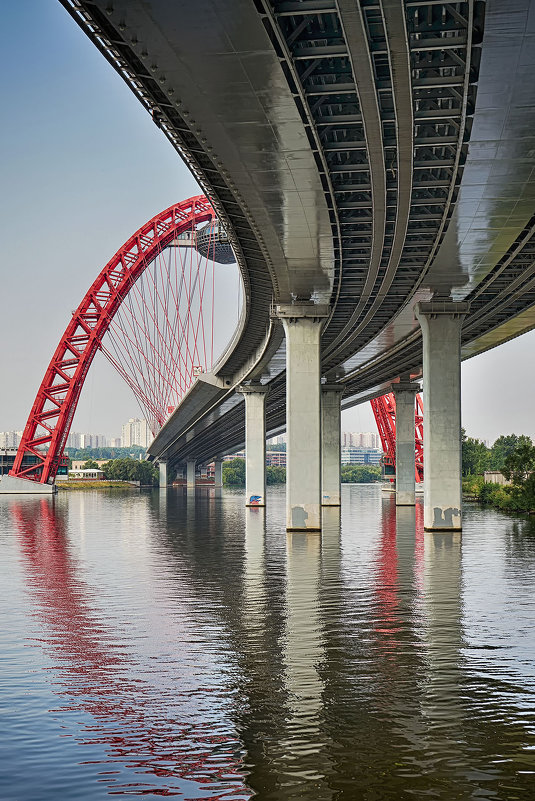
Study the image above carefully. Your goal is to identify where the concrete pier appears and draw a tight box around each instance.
[277,303,330,530]
[415,301,469,530]
[321,385,344,506]
[213,460,223,488]
[186,460,196,488]
[159,461,168,488]
[238,383,269,506]
[0,475,57,494]
[392,381,418,506]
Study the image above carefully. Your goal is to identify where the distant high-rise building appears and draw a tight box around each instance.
[66,432,82,449]
[66,432,108,449]
[343,431,380,449]
[0,431,22,449]
[121,418,152,448]
[341,446,382,466]
[267,434,286,446]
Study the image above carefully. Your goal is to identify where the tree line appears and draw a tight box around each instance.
[461,431,532,477]
[74,456,382,489]
[66,446,146,460]
[462,431,535,512]
[222,458,381,486]
[80,458,159,485]
[222,458,286,486]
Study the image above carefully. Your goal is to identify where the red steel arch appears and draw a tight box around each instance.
[370,392,424,483]
[11,195,215,485]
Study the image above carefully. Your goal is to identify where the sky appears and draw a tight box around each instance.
[1,1,535,445]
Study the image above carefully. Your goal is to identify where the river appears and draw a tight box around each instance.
[1,485,534,799]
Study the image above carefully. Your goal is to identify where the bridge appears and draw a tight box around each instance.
[2,1,535,533]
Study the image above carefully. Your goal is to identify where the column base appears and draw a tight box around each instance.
[0,475,57,494]
[424,525,462,532]
[287,526,321,532]
[321,502,341,507]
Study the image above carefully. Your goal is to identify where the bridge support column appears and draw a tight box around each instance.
[321,385,344,506]
[277,303,330,531]
[238,383,269,506]
[391,381,418,506]
[186,460,196,488]
[213,460,223,488]
[159,461,168,488]
[415,301,469,530]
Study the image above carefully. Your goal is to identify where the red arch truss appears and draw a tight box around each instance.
[370,392,424,483]
[11,195,215,485]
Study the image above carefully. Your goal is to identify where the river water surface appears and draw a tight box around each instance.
[1,485,534,799]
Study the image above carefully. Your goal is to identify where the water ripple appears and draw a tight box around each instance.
[0,486,534,799]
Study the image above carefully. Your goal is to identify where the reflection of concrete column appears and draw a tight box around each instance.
[283,530,328,789]
[422,532,465,759]
[321,385,344,507]
[213,460,223,488]
[243,508,266,621]
[186,460,196,488]
[392,381,418,506]
[238,383,269,507]
[158,461,167,488]
[415,302,469,530]
[277,303,330,530]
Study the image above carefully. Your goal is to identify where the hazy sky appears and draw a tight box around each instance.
[1,1,534,445]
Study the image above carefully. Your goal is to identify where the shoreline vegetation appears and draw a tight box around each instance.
[59,480,139,490]
[222,458,381,487]
[462,475,535,514]
[57,453,384,490]
[462,432,535,514]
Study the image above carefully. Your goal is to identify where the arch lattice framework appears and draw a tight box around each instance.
[11,193,424,487]
[371,393,424,483]
[11,195,215,484]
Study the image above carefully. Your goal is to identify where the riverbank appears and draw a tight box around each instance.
[58,480,140,490]
[462,476,535,513]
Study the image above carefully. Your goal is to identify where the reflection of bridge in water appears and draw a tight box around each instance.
[5,490,534,798]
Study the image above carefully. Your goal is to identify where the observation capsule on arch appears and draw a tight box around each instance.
[194,219,235,264]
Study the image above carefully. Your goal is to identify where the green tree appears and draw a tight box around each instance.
[65,446,146,461]
[341,464,381,483]
[99,458,159,485]
[266,465,286,484]
[502,437,535,483]
[223,458,246,487]
[488,434,532,471]
[82,459,100,470]
[461,434,490,477]
[99,460,114,479]
[497,436,535,511]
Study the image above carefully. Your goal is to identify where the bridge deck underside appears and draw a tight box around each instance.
[62,0,535,467]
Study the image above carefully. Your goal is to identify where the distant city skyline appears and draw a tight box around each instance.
[2,3,535,447]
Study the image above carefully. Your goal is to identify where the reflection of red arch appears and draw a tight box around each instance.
[11,195,215,485]
[10,499,246,795]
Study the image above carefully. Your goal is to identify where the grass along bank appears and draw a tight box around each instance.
[58,480,139,490]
